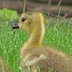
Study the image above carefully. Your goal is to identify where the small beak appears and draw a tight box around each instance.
[12,23,19,29]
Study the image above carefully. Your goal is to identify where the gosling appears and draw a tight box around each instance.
[12,11,72,72]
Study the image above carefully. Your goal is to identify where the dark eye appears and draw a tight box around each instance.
[22,18,25,22]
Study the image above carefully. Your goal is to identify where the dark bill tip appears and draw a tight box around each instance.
[12,23,19,29]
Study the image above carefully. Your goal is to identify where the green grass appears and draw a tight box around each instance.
[0,9,72,72]
[44,19,72,57]
[0,8,19,20]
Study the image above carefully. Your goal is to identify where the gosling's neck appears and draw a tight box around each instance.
[25,14,45,47]
[29,24,44,45]
[20,13,45,57]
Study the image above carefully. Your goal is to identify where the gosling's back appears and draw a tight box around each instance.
[21,46,72,72]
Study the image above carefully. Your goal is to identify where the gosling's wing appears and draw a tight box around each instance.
[21,46,72,72]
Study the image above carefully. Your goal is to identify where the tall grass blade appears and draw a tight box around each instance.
[23,0,26,13]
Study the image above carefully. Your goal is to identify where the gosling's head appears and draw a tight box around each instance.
[12,11,44,34]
